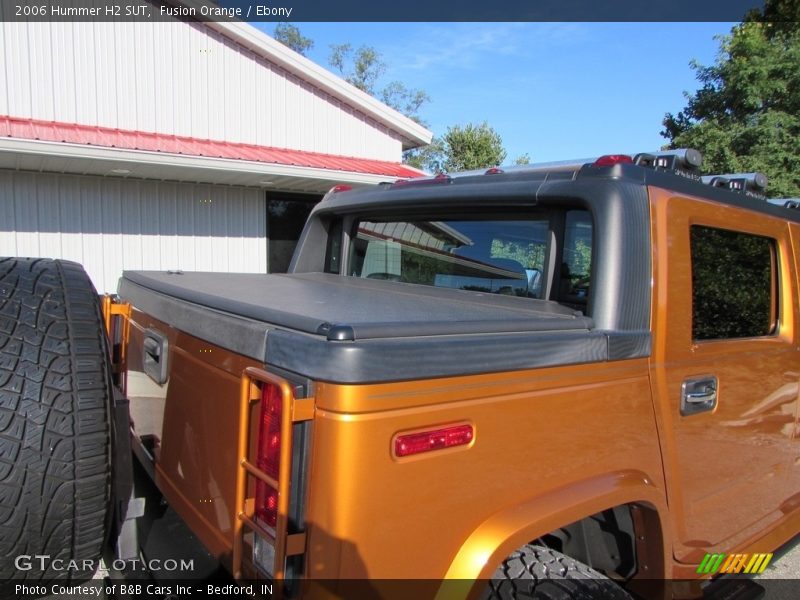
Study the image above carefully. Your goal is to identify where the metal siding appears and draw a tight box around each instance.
[6,23,31,119]
[135,23,155,133]
[253,55,268,147]
[188,23,208,140]
[56,22,78,123]
[1,171,267,293]
[272,65,287,149]
[3,20,404,160]
[153,22,174,136]
[172,25,192,137]
[94,22,116,126]
[0,24,7,117]
[0,175,14,256]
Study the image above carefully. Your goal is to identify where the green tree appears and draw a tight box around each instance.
[662,8,800,198]
[273,23,313,56]
[329,44,385,93]
[403,139,444,172]
[408,122,506,173]
[380,81,431,126]
[328,44,430,126]
[442,123,506,172]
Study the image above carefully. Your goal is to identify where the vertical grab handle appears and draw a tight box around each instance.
[143,329,169,385]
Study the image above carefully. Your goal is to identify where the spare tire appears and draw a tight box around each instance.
[0,258,112,582]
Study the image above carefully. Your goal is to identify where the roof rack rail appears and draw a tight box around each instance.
[443,159,594,179]
[633,149,703,179]
[496,158,595,175]
[398,158,594,184]
[769,198,800,209]
[701,172,768,199]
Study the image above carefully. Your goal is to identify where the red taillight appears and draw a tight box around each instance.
[255,383,282,528]
[594,154,633,167]
[394,424,474,458]
[330,184,353,193]
[485,167,504,175]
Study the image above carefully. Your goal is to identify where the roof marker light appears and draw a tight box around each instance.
[330,184,353,193]
[485,167,504,175]
[594,155,634,167]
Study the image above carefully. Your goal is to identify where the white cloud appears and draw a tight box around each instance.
[387,23,588,73]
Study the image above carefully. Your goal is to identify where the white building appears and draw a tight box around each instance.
[0,14,431,292]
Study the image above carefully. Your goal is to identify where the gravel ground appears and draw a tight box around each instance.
[757,535,800,579]
[752,535,800,599]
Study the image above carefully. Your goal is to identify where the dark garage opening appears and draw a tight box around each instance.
[266,191,322,273]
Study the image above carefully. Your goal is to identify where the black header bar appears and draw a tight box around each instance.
[1,0,766,23]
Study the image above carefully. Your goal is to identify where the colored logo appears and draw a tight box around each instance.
[697,553,773,574]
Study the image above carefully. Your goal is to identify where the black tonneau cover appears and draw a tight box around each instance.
[120,271,646,383]
[122,271,590,339]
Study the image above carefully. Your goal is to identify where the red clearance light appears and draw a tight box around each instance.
[594,154,633,167]
[330,184,353,193]
[394,424,474,458]
[255,383,282,528]
[485,167,504,175]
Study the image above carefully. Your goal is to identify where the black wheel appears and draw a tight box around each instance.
[0,258,113,582]
[484,545,632,600]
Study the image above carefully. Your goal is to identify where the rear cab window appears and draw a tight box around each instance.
[332,208,594,312]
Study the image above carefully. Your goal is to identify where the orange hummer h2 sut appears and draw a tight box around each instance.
[2,149,799,599]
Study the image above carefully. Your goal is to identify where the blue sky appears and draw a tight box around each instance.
[254,23,734,164]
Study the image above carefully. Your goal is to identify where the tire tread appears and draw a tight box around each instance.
[484,545,632,600]
[0,257,111,582]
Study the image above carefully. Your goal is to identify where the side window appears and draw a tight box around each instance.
[558,210,593,308]
[690,226,777,340]
[324,219,343,274]
[489,234,547,298]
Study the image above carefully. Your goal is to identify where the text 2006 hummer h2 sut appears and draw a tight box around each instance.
[2,149,799,599]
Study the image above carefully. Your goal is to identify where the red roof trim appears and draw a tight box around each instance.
[0,116,424,179]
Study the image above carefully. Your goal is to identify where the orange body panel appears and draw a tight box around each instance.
[303,360,667,580]
[126,309,260,562]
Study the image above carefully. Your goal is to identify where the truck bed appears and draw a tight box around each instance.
[119,271,645,383]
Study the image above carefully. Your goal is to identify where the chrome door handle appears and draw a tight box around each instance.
[681,376,717,416]
[685,389,716,403]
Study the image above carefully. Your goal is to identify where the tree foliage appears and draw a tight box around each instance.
[406,122,507,173]
[662,6,800,198]
[329,44,430,126]
[441,123,506,172]
[273,23,314,56]
[329,44,385,93]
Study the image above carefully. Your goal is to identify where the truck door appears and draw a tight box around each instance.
[649,189,799,562]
